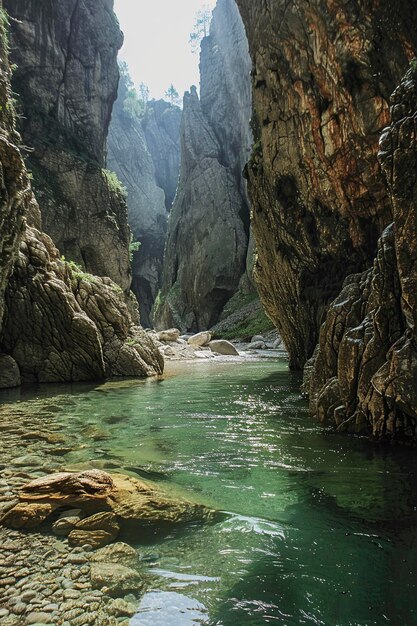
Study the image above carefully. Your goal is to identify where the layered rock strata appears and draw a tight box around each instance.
[108,75,181,327]
[305,65,417,443]
[154,0,252,331]
[236,0,417,368]
[4,0,132,292]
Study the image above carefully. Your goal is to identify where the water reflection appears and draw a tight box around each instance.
[2,359,417,624]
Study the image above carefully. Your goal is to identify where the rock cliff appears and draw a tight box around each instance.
[4,0,132,292]
[236,0,417,369]
[0,1,163,387]
[143,100,182,211]
[154,0,252,331]
[305,65,417,443]
[107,73,181,327]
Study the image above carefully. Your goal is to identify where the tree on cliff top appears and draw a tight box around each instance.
[118,61,149,118]
[165,84,181,107]
[189,4,212,54]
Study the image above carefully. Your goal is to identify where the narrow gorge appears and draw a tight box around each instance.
[1,0,417,624]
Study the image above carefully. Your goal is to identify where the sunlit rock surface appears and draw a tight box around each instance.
[236,0,417,369]
[305,65,417,443]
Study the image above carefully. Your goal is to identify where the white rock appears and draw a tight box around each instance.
[208,340,239,356]
[187,331,212,347]
[157,329,180,342]
[251,335,265,343]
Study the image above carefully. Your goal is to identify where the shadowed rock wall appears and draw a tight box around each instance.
[154,0,252,331]
[108,75,181,328]
[4,0,132,292]
[236,0,417,369]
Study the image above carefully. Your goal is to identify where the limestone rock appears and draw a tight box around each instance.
[0,354,21,389]
[1,469,215,531]
[154,0,252,332]
[188,332,212,347]
[305,63,417,443]
[209,340,239,356]
[90,562,143,596]
[1,227,163,382]
[157,329,181,342]
[90,542,138,568]
[108,70,181,326]
[5,0,132,292]
[236,0,417,369]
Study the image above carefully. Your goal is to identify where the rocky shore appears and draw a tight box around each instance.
[0,398,213,625]
[149,328,286,362]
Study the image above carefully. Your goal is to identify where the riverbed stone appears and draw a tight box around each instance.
[52,509,84,536]
[187,332,211,347]
[157,329,180,342]
[90,542,138,567]
[1,469,215,532]
[209,340,239,356]
[90,563,142,596]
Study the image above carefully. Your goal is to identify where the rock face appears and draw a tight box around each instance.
[107,72,181,327]
[4,0,132,292]
[2,225,163,382]
[0,1,163,384]
[305,65,417,444]
[236,0,417,369]
[154,0,252,331]
[143,100,182,211]
[1,469,216,530]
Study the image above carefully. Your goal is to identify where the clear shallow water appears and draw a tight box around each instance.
[3,358,417,625]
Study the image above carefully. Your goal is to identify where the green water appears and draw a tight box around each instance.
[5,359,417,625]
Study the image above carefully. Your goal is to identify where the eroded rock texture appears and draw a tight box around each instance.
[108,73,181,327]
[154,0,252,331]
[236,0,417,368]
[0,1,163,385]
[4,0,132,292]
[2,225,163,383]
[305,65,417,443]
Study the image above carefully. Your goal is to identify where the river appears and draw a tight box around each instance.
[1,357,417,625]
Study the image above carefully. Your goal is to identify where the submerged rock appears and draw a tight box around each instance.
[1,469,215,538]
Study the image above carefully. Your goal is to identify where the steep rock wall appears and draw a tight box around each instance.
[154,0,252,331]
[0,2,163,387]
[236,0,417,368]
[143,100,182,211]
[4,0,132,292]
[107,78,181,328]
[304,65,417,444]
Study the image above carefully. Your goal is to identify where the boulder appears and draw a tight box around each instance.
[1,469,215,536]
[157,329,180,342]
[90,562,143,596]
[209,340,239,356]
[188,332,211,347]
[90,542,138,568]
[0,354,21,389]
[251,335,264,343]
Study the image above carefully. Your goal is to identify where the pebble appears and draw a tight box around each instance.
[0,609,10,618]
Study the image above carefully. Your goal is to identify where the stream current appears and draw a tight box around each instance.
[2,357,417,625]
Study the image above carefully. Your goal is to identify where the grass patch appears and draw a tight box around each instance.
[102,169,127,197]
[214,308,275,341]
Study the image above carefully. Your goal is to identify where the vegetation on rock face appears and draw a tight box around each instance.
[189,4,212,53]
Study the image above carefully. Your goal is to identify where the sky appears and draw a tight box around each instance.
[113,0,217,102]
